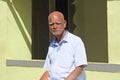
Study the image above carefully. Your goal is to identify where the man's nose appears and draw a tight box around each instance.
[52,23,57,28]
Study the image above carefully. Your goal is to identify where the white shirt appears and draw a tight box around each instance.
[44,30,88,80]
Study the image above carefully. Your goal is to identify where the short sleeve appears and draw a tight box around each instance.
[74,38,88,68]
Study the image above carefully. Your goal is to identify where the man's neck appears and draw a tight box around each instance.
[56,30,66,43]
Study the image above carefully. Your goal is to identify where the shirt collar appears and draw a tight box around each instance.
[50,30,69,47]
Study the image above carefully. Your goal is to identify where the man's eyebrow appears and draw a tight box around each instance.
[49,22,62,24]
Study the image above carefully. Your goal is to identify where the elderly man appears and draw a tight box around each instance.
[40,11,88,80]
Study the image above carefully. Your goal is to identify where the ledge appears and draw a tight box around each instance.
[6,60,120,72]
[6,59,44,67]
[86,62,120,72]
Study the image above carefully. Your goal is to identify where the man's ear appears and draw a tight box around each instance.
[64,20,67,28]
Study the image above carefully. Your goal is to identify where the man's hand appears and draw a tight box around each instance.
[40,71,49,80]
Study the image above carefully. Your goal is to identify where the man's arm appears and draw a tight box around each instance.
[65,66,83,80]
[40,71,49,80]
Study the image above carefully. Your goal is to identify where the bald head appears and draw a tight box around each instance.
[48,11,65,21]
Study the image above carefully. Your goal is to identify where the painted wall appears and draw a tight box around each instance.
[0,0,31,60]
[0,64,45,80]
[86,0,120,79]
[0,0,33,80]
[107,1,120,64]
[0,0,120,80]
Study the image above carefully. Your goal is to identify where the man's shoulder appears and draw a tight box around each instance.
[68,31,82,41]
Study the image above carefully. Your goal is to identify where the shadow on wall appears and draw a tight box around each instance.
[3,0,31,52]
[69,0,85,40]
[69,0,76,33]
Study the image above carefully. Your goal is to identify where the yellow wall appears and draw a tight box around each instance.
[0,65,45,80]
[86,1,120,79]
[107,1,120,64]
[0,0,120,80]
[86,71,120,80]
[0,0,31,60]
[0,0,32,79]
[81,1,120,79]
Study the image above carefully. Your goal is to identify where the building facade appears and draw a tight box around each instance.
[0,0,120,80]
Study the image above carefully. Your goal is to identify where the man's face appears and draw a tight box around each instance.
[48,14,66,37]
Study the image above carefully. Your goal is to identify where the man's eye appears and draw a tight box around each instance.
[48,22,62,26]
[49,23,54,26]
[56,23,62,25]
